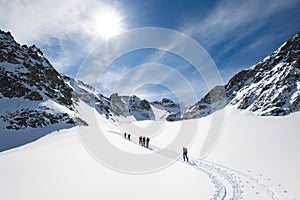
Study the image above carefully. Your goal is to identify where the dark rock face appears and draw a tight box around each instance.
[184,32,300,118]
[129,96,154,119]
[1,109,71,130]
[152,98,180,109]
[0,67,30,98]
[166,112,182,121]
[0,30,73,107]
[24,91,43,101]
[129,96,151,111]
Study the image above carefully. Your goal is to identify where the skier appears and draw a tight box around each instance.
[146,137,150,148]
[128,134,131,141]
[124,132,127,139]
[183,147,188,162]
[142,137,146,147]
[139,136,142,145]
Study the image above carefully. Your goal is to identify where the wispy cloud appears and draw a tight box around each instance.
[110,63,200,104]
[95,64,131,96]
[184,0,299,48]
[0,0,125,74]
[180,0,300,84]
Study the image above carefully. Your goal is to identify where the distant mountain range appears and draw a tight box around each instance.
[62,75,182,123]
[0,29,299,151]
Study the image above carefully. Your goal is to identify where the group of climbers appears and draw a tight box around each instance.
[124,132,131,140]
[139,136,150,148]
[123,132,189,162]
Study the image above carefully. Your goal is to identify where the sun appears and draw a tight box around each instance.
[93,7,125,40]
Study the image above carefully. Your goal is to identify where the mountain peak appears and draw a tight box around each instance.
[0,30,14,41]
[0,30,86,133]
[184,31,300,119]
[227,32,300,115]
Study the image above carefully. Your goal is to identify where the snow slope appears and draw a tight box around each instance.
[0,101,215,200]
[207,107,300,200]
[120,108,300,199]
[0,97,78,151]
[0,100,299,199]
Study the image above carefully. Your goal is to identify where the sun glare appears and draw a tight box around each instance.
[93,7,124,40]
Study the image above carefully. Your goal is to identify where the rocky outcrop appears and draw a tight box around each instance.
[109,93,155,121]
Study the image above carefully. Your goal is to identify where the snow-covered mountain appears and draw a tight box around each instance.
[0,30,86,151]
[64,76,181,123]
[184,32,300,119]
[97,93,181,123]
[151,98,181,113]
[151,98,182,121]
[62,75,111,114]
[62,76,154,123]
[108,93,154,121]
[1,28,299,151]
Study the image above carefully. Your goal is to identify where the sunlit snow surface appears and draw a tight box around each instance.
[0,101,299,200]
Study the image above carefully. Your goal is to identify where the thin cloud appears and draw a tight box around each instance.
[180,0,299,85]
[111,63,200,104]
[184,0,299,48]
[0,0,125,74]
[96,65,131,96]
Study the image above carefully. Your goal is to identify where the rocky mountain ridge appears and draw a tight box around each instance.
[0,30,87,132]
[62,75,181,123]
[183,32,300,119]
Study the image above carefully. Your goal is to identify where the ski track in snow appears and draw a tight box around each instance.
[114,132,280,200]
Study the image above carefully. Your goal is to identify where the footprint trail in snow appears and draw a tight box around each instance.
[120,134,281,200]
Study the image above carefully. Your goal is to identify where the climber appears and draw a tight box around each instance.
[183,147,188,162]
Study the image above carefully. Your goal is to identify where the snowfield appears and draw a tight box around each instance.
[0,101,299,200]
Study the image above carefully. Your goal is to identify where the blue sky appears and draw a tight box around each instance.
[1,0,300,104]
